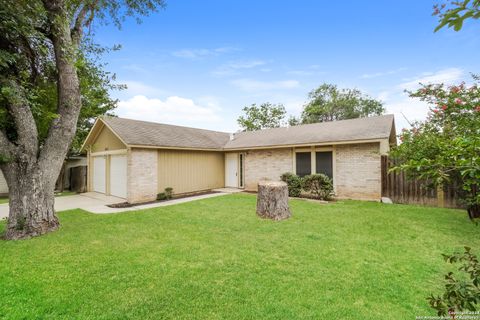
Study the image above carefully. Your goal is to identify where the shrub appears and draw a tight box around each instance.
[157,192,167,200]
[164,187,173,200]
[429,247,480,317]
[302,174,333,200]
[280,172,302,197]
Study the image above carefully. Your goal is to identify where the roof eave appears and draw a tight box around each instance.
[222,137,390,151]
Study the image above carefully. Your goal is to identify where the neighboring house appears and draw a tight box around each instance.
[0,156,87,196]
[59,155,87,190]
[81,115,396,203]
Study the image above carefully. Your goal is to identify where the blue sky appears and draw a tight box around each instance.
[94,0,480,132]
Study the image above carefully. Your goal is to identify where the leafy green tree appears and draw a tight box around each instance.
[434,0,480,32]
[72,53,125,153]
[391,77,480,219]
[0,0,165,240]
[287,115,301,126]
[300,83,385,124]
[237,103,287,131]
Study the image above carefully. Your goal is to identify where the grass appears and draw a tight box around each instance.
[0,191,76,204]
[0,194,478,319]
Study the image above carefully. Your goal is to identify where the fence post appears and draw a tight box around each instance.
[437,185,445,208]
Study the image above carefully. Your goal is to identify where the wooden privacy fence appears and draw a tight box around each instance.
[381,156,463,209]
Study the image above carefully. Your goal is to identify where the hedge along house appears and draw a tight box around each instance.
[82,115,396,203]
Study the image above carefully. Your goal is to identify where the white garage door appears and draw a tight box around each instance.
[110,155,127,198]
[93,156,106,193]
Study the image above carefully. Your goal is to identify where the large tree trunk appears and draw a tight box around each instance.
[4,166,58,240]
[256,181,292,221]
[0,1,82,240]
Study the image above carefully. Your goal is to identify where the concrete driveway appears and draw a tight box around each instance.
[0,192,125,219]
[0,190,236,219]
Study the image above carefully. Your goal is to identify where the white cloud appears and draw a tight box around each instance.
[115,95,223,128]
[376,91,391,102]
[286,65,326,76]
[196,95,222,111]
[123,81,166,97]
[231,78,300,91]
[398,67,464,90]
[385,96,431,132]
[228,60,266,69]
[172,47,238,59]
[284,100,305,113]
[122,64,149,74]
[212,60,266,76]
[360,67,406,79]
[287,70,315,76]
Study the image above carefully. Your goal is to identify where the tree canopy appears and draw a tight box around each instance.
[391,76,480,218]
[237,103,287,131]
[434,0,480,32]
[0,0,165,239]
[0,1,160,154]
[298,83,385,124]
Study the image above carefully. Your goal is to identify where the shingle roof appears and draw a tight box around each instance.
[99,114,394,150]
[101,117,230,150]
[223,114,395,149]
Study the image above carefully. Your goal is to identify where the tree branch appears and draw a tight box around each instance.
[39,0,83,182]
[2,80,38,156]
[71,1,99,45]
[71,4,89,45]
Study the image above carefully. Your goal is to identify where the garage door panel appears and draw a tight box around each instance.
[110,155,127,198]
[93,156,106,193]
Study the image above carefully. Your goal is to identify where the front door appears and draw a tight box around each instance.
[225,153,238,187]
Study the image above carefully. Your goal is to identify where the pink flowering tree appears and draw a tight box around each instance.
[391,76,480,219]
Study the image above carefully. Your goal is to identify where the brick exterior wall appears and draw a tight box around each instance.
[127,148,158,203]
[244,148,293,191]
[335,142,381,201]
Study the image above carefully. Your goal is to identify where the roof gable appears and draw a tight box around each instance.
[100,117,231,150]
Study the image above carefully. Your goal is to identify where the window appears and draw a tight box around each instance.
[296,152,311,177]
[316,151,333,179]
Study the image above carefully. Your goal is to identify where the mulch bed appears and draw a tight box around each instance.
[107,190,221,208]
[242,190,333,203]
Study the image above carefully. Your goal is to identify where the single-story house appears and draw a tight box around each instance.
[81,114,396,203]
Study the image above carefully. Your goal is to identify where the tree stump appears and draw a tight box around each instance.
[256,181,291,220]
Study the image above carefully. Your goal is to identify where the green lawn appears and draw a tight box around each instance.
[0,194,477,319]
[0,191,76,204]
